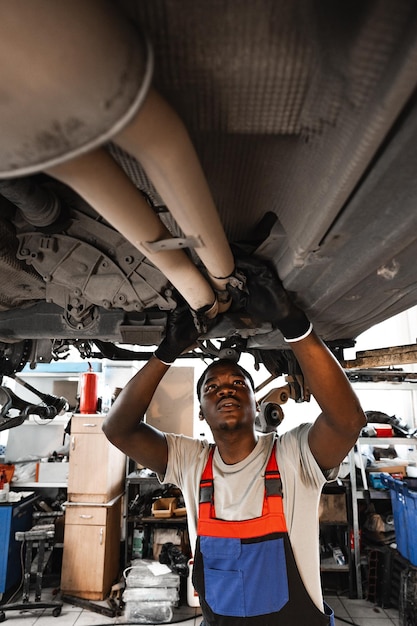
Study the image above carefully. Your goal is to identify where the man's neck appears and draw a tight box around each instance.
[214,432,258,465]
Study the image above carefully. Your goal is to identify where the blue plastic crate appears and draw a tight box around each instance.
[381,473,417,566]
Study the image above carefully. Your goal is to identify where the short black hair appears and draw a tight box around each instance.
[196,358,255,400]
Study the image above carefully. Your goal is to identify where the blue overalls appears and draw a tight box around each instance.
[192,443,335,626]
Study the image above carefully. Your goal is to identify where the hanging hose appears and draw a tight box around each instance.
[0,178,62,227]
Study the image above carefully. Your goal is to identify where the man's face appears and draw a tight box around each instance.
[199,362,257,434]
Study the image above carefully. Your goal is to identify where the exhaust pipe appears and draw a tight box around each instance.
[46,149,219,315]
[1,1,235,316]
[0,0,151,178]
[113,89,235,295]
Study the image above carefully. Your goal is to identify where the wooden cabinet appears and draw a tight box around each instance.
[61,414,126,600]
[61,495,122,600]
[67,415,126,503]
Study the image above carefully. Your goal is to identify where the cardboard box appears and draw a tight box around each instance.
[151,497,177,518]
[367,464,407,477]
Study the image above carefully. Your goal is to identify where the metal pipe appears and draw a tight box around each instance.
[114,88,236,294]
[46,149,218,314]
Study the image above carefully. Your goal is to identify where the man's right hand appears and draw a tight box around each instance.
[154,299,201,364]
[227,253,311,341]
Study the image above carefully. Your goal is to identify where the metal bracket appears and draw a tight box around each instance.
[259,385,290,405]
[142,235,202,253]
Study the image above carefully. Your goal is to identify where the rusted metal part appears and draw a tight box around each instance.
[343,344,417,369]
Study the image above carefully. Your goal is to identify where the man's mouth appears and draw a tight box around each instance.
[217,399,240,410]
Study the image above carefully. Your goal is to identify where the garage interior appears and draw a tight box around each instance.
[0,306,416,625]
[1,1,417,625]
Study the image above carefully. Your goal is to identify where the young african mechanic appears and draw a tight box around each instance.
[103,263,366,626]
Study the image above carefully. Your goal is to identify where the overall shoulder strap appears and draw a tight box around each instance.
[199,445,215,505]
[264,440,283,497]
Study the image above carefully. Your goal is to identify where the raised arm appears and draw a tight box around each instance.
[289,332,366,470]
[102,299,200,476]
[103,357,170,475]
[227,253,366,470]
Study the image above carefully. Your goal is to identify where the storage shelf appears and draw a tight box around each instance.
[124,468,188,565]
[12,482,67,489]
[358,437,414,446]
[320,557,349,572]
[127,515,187,524]
[355,488,390,500]
[126,472,160,485]
[350,436,417,600]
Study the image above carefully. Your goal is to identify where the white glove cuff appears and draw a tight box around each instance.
[284,322,313,343]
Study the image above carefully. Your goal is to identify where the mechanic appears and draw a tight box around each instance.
[103,264,366,626]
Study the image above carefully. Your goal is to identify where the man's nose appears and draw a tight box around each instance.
[217,385,235,396]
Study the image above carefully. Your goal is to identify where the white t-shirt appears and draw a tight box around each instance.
[162,424,338,611]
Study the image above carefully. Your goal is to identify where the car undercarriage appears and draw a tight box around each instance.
[1,1,417,428]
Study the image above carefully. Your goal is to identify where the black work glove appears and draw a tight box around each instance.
[154,299,202,364]
[226,254,312,342]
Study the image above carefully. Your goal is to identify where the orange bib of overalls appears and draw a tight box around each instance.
[192,442,334,626]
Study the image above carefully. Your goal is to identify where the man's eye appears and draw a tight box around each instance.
[205,384,217,392]
[233,380,244,386]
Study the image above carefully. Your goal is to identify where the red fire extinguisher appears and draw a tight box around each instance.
[79,362,98,414]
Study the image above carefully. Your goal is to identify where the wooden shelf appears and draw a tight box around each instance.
[140,515,187,524]
[12,482,67,489]
[355,488,390,500]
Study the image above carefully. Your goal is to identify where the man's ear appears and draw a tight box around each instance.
[199,407,205,421]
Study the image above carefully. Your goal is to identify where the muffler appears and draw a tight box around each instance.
[0,0,151,177]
